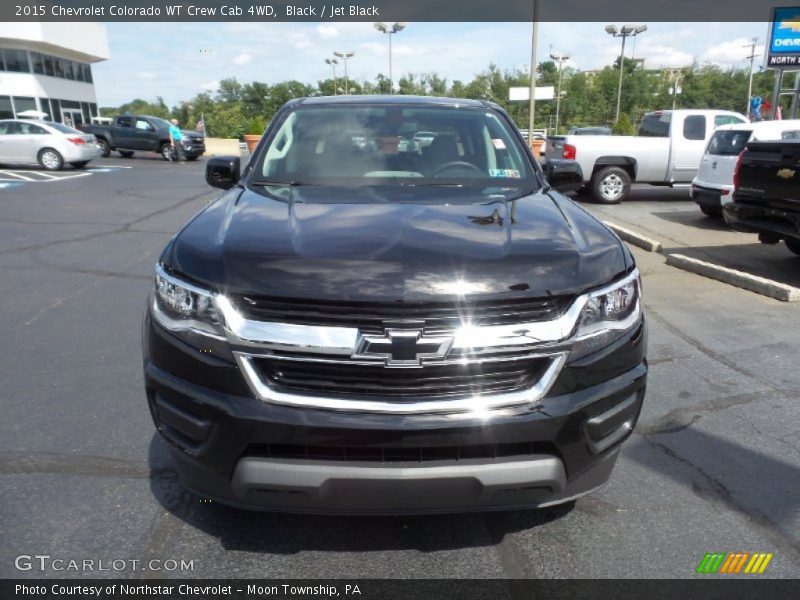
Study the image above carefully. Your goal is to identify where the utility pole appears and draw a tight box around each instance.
[527,0,539,146]
[744,37,760,120]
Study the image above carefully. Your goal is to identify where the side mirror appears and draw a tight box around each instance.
[543,159,583,193]
[206,156,241,190]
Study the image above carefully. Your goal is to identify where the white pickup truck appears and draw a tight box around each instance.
[546,109,747,203]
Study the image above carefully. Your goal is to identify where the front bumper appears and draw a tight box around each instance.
[143,306,647,513]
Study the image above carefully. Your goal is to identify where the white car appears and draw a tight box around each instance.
[0,119,102,170]
[691,120,800,216]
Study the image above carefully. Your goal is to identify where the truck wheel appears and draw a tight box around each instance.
[185,155,199,161]
[38,148,64,171]
[97,138,111,157]
[119,150,134,158]
[785,239,800,256]
[591,167,631,204]
[160,143,175,161]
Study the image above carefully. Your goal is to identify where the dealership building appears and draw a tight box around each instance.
[0,23,109,126]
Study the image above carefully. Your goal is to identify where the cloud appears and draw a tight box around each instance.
[232,52,253,66]
[317,24,339,39]
[137,71,157,81]
[641,45,695,68]
[700,38,763,67]
[290,33,313,50]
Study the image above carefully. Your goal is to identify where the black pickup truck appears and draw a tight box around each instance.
[80,115,205,161]
[724,140,800,256]
[142,96,647,514]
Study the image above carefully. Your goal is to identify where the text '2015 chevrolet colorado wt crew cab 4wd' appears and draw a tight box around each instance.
[724,140,800,256]
[546,109,746,204]
[142,96,647,514]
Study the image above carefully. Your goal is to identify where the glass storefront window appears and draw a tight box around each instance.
[30,52,44,74]
[12,96,38,117]
[0,96,13,119]
[43,55,54,77]
[3,49,30,73]
[53,57,64,78]
[51,99,62,123]
[83,64,93,83]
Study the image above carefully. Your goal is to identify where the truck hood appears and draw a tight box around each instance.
[166,185,629,302]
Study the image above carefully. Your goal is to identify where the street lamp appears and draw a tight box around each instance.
[333,51,354,95]
[374,22,405,94]
[324,57,338,96]
[549,50,570,134]
[606,23,647,123]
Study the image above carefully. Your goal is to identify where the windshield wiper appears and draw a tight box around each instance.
[252,180,309,186]
[403,181,464,187]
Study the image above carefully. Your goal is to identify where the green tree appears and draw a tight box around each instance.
[612,113,635,135]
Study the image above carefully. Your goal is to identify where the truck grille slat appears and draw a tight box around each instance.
[233,295,570,332]
[254,356,549,400]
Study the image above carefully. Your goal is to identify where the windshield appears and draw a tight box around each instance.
[707,130,752,156]
[253,104,535,191]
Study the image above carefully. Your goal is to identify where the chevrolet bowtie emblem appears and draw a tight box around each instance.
[777,168,796,179]
[352,329,453,367]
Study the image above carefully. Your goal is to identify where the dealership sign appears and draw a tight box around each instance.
[767,6,800,66]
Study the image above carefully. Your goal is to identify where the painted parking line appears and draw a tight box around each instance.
[0,165,131,185]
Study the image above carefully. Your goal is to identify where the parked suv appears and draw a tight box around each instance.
[80,115,205,160]
[143,96,647,513]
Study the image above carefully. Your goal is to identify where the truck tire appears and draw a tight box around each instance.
[785,238,800,256]
[38,148,64,171]
[119,150,134,158]
[97,138,111,157]
[590,166,631,204]
[160,143,175,161]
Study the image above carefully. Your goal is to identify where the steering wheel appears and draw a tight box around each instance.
[431,161,485,177]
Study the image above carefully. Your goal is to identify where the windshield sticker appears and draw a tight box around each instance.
[489,169,521,178]
[492,138,507,150]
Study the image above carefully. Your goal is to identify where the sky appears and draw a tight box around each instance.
[92,21,771,107]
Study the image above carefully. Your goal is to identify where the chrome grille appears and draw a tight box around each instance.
[231,295,571,334]
[253,354,551,400]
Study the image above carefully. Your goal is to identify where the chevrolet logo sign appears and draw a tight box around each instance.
[352,329,453,367]
[777,168,796,179]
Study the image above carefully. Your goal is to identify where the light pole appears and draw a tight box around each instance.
[528,0,539,146]
[333,51,354,94]
[325,57,338,95]
[374,22,405,94]
[549,50,570,134]
[605,24,647,123]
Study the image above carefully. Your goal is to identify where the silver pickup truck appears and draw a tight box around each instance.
[546,109,747,203]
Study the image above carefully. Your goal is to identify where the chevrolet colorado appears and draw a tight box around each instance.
[142,96,647,513]
[724,139,800,256]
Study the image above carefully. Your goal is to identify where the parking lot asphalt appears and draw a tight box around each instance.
[1,163,799,579]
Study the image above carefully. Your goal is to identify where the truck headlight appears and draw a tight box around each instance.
[571,269,642,359]
[152,264,225,341]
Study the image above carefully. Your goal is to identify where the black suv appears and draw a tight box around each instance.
[143,96,647,513]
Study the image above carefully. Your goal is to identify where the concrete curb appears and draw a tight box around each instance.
[603,221,663,253]
[665,253,800,302]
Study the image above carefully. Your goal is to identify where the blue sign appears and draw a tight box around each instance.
[768,7,800,66]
